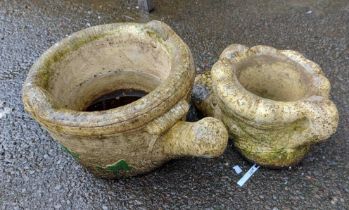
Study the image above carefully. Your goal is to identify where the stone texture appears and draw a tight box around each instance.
[0,0,348,209]
[193,44,339,167]
[22,21,228,178]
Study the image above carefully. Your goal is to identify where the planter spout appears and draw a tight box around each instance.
[162,117,228,158]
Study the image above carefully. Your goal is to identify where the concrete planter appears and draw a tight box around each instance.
[193,44,338,167]
[22,21,228,178]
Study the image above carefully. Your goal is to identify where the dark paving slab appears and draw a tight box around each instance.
[0,0,348,209]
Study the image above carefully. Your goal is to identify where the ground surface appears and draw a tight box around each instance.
[0,0,348,209]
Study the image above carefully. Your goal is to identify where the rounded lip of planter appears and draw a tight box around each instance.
[22,21,194,136]
[212,44,333,127]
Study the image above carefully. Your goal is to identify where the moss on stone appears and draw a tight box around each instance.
[38,33,106,89]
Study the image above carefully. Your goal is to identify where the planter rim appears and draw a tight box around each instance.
[22,21,194,133]
[212,44,331,125]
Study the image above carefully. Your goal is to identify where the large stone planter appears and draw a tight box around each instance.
[22,21,228,178]
[193,44,338,167]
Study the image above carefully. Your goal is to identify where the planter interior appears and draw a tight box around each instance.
[236,54,312,102]
[46,32,170,112]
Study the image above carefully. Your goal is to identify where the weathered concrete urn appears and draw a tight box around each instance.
[22,21,228,178]
[193,44,338,167]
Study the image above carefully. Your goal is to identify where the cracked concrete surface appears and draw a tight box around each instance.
[0,0,348,209]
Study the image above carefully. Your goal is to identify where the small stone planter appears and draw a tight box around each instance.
[22,21,228,178]
[193,44,338,167]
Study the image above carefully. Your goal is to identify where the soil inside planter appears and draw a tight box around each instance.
[84,89,148,111]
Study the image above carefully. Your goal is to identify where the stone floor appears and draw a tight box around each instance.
[0,0,348,209]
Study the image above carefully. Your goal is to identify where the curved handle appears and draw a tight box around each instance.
[161,117,228,158]
[145,100,190,135]
[300,97,339,145]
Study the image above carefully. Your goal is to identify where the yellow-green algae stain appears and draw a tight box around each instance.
[38,33,108,89]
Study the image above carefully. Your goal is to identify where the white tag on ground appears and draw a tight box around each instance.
[232,165,242,174]
[0,107,11,119]
[237,164,260,187]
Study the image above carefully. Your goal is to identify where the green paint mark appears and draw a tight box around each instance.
[105,159,131,176]
[61,145,80,160]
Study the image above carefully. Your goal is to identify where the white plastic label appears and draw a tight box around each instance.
[237,164,260,187]
[232,165,243,174]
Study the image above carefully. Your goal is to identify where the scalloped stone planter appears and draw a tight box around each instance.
[193,44,338,167]
[22,21,228,178]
